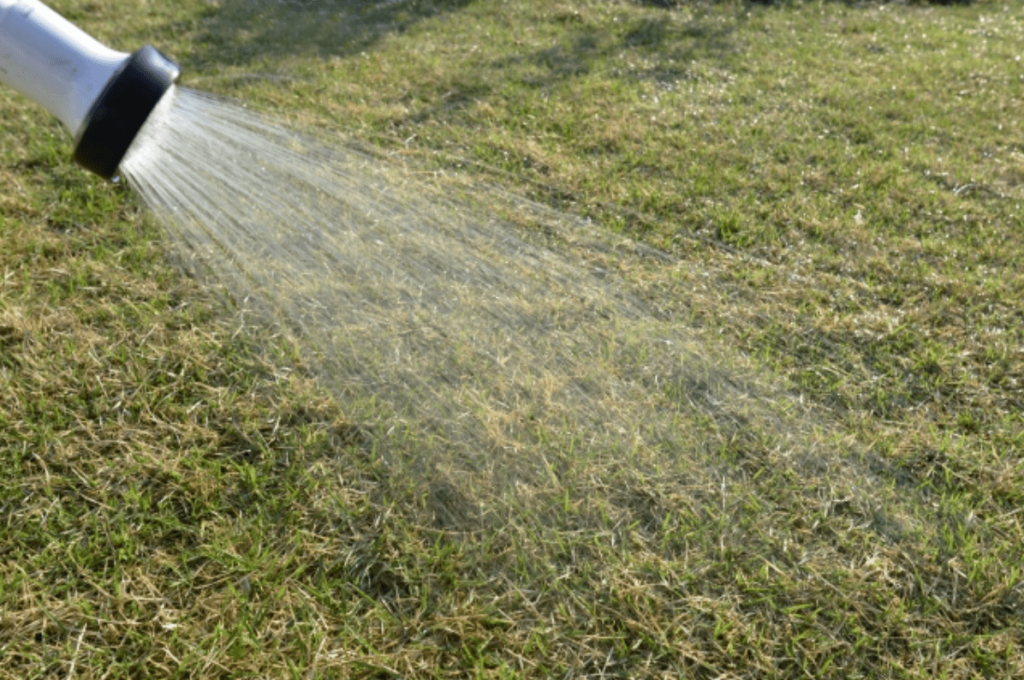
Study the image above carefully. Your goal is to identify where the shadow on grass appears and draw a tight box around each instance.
[182,0,474,69]
[524,12,737,86]
[397,7,741,128]
[178,0,738,99]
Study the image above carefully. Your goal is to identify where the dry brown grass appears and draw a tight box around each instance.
[3,0,1023,677]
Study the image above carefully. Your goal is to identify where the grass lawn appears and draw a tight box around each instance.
[1,0,1022,677]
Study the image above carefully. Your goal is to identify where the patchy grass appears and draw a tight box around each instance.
[2,0,1023,678]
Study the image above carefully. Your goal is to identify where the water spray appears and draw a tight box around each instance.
[0,0,747,523]
[0,0,179,178]
[0,0,835,535]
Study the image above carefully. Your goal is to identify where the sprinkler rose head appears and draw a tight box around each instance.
[0,0,180,179]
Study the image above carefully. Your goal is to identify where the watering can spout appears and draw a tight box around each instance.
[0,0,179,179]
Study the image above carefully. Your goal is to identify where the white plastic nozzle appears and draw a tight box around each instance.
[1,0,180,179]
[0,0,129,138]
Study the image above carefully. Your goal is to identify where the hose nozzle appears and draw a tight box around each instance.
[73,45,180,179]
[0,0,180,179]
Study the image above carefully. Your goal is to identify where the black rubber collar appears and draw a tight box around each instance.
[73,45,181,180]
